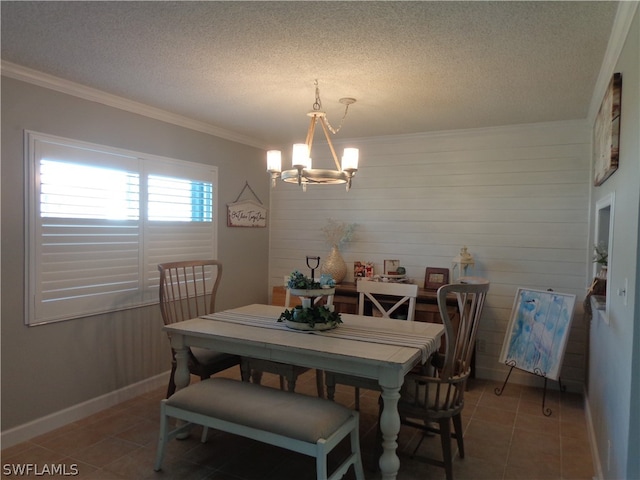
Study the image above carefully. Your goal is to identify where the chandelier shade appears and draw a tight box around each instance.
[267,81,359,191]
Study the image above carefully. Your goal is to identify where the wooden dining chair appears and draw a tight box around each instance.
[325,281,419,410]
[241,276,325,397]
[357,280,418,321]
[397,278,489,480]
[158,260,244,398]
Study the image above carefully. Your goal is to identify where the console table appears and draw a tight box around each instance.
[272,282,458,323]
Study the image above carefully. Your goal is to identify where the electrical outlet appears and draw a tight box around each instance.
[617,278,629,306]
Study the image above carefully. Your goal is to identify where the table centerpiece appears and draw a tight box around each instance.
[278,270,342,331]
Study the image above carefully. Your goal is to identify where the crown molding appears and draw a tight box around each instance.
[1,61,269,150]
[332,118,590,147]
[587,1,639,123]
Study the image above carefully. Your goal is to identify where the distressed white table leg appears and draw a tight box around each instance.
[379,385,402,480]
[173,345,190,390]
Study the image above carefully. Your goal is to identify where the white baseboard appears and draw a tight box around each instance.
[1,371,169,449]
[584,389,604,480]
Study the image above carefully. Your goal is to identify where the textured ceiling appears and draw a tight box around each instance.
[1,1,619,148]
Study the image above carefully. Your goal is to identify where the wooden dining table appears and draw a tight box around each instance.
[164,303,444,480]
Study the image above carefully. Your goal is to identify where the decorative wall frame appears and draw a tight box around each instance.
[499,288,576,381]
[424,267,449,290]
[354,261,373,278]
[383,260,400,275]
[593,72,622,186]
[227,181,267,227]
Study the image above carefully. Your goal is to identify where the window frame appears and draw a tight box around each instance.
[24,131,219,326]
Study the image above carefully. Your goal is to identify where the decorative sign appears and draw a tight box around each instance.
[227,199,267,227]
[227,182,267,228]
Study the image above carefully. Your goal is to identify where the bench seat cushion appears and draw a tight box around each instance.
[167,378,352,443]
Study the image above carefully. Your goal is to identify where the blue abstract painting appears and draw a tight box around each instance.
[499,288,576,380]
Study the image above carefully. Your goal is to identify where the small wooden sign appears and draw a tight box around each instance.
[227,199,267,227]
[226,182,267,227]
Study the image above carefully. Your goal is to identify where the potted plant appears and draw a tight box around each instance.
[286,270,335,297]
[593,241,608,279]
[279,271,341,330]
[278,304,342,330]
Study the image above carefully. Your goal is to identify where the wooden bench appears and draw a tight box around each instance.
[154,378,365,480]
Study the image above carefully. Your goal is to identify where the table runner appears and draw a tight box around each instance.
[203,310,436,364]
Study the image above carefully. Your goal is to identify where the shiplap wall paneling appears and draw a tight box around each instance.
[268,121,590,391]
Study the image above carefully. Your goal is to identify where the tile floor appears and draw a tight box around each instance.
[1,368,594,480]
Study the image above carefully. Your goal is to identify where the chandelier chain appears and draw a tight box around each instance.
[313,79,349,135]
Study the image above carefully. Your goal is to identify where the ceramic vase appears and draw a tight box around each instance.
[321,245,347,284]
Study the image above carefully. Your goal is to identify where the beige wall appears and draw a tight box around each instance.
[587,7,639,479]
[1,78,270,433]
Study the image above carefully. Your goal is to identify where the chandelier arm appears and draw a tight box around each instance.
[319,117,342,171]
[306,116,317,151]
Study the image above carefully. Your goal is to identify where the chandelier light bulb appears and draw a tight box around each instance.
[266,150,282,173]
[292,143,311,170]
[341,148,359,172]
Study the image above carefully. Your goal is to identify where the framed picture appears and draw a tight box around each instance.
[499,288,576,380]
[354,261,375,278]
[384,259,400,275]
[593,72,622,186]
[424,267,449,290]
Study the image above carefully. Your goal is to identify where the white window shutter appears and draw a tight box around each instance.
[26,131,218,325]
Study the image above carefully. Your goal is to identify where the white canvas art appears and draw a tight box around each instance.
[499,288,576,380]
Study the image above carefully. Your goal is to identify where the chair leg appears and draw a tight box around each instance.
[240,358,253,383]
[315,369,325,398]
[452,413,464,458]
[285,374,296,392]
[351,417,366,480]
[166,361,177,398]
[250,369,263,385]
[326,375,336,401]
[316,446,329,480]
[439,418,454,480]
[154,406,169,471]
[239,363,250,382]
[372,395,383,470]
[354,387,361,411]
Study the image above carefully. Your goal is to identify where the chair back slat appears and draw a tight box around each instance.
[437,278,489,381]
[357,281,419,321]
[158,260,222,325]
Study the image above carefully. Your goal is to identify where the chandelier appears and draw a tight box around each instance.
[266,81,359,192]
